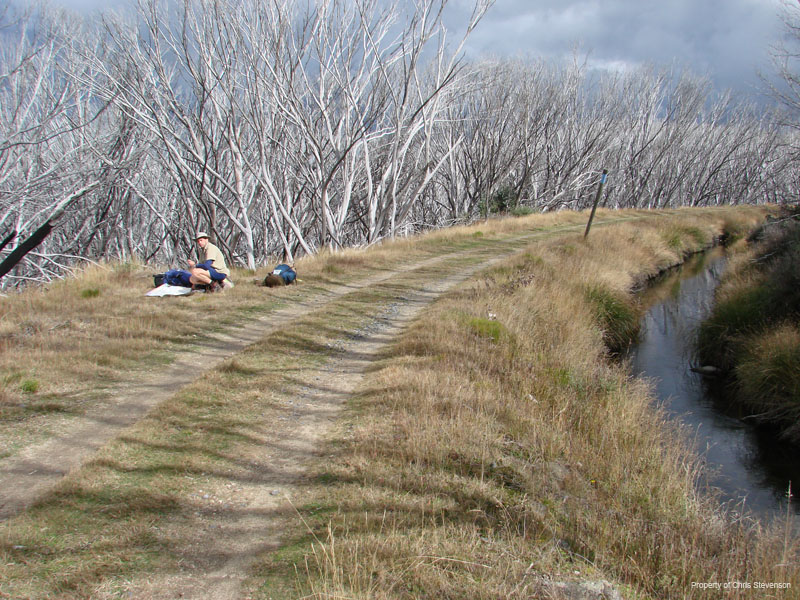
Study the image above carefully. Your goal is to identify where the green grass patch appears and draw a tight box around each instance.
[738,326,800,400]
[20,379,39,394]
[510,205,535,217]
[661,223,711,254]
[684,225,708,245]
[584,284,640,353]
[736,323,800,438]
[246,530,317,600]
[664,230,684,251]
[697,285,773,369]
[466,316,509,344]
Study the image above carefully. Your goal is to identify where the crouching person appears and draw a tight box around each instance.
[189,231,233,291]
[189,260,229,291]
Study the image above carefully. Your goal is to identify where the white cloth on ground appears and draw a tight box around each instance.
[145,284,193,297]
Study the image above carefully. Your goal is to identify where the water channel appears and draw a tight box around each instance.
[627,247,800,521]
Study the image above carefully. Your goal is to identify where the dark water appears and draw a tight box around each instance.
[628,248,800,520]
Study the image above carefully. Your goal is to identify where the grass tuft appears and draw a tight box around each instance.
[697,285,773,369]
[737,323,800,437]
[584,285,640,353]
[218,359,262,375]
[466,316,510,344]
[20,379,39,394]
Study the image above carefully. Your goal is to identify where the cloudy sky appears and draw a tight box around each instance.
[49,0,786,102]
[442,0,784,101]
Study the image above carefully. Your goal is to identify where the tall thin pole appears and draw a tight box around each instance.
[583,169,608,239]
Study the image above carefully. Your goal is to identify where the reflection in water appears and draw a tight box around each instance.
[628,248,800,520]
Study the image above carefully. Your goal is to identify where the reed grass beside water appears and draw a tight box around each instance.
[698,207,800,443]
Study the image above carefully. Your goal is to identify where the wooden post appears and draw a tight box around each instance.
[583,169,608,239]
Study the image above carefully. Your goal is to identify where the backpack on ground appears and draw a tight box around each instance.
[264,264,296,287]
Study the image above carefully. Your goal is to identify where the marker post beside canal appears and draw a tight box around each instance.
[583,169,608,239]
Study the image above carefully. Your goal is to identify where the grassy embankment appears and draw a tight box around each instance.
[0,208,647,598]
[0,209,597,462]
[251,206,800,599]
[698,207,800,443]
[1,206,794,599]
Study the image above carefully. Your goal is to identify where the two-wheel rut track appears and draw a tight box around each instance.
[0,217,638,598]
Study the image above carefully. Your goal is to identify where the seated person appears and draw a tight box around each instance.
[160,265,224,292]
[189,231,233,288]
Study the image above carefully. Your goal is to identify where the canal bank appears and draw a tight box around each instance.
[628,247,800,519]
[232,206,794,599]
[698,210,800,445]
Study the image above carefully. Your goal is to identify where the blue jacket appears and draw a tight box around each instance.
[272,264,296,284]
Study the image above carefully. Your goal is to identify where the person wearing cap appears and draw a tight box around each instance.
[188,231,233,290]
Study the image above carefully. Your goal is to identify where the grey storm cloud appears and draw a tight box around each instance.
[445,0,784,98]
[47,0,786,99]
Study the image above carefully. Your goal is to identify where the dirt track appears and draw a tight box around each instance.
[0,218,629,598]
[134,247,525,600]
[0,246,475,522]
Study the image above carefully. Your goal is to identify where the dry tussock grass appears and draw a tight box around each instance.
[0,208,632,424]
[0,205,778,597]
[0,213,560,462]
[294,207,795,599]
[0,207,642,467]
[738,324,800,438]
[711,242,766,307]
[0,260,312,459]
[247,210,592,283]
